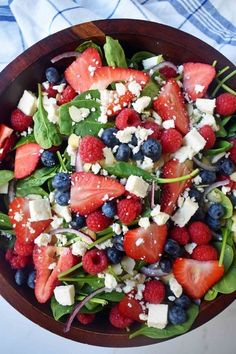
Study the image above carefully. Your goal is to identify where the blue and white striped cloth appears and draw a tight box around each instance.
[0,0,236,72]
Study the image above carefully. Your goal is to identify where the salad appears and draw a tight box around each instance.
[0,36,236,340]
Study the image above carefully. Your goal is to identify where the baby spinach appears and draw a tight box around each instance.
[0,170,13,186]
[75,40,103,58]
[204,288,218,301]
[98,291,124,302]
[104,161,155,181]
[74,89,100,102]
[16,186,48,197]
[0,212,12,230]
[33,84,62,149]
[0,231,15,251]
[130,304,199,339]
[103,36,127,68]
[212,189,233,219]
[141,79,160,99]
[16,166,57,189]
[213,256,236,294]
[130,51,155,69]
[74,120,113,137]
[205,140,232,156]
[14,134,36,149]
[51,296,73,321]
[214,241,234,271]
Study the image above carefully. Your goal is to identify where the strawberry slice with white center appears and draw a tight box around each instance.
[0,123,15,163]
[161,159,192,215]
[153,79,189,135]
[124,223,167,264]
[14,143,42,179]
[173,258,224,299]
[183,62,216,101]
[65,47,102,93]
[8,197,51,244]
[70,172,125,215]
[33,245,76,303]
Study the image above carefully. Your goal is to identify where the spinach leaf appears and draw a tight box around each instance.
[213,256,236,294]
[98,291,124,302]
[204,288,218,301]
[0,212,12,230]
[50,296,73,321]
[141,79,160,99]
[80,304,103,314]
[212,189,233,219]
[205,140,232,156]
[130,304,199,339]
[214,242,234,271]
[104,161,155,181]
[74,120,113,137]
[33,84,62,149]
[16,186,48,197]
[0,231,15,251]
[16,167,57,189]
[75,40,103,58]
[130,51,155,69]
[74,89,100,101]
[103,36,127,68]
[14,134,36,149]
[0,170,13,187]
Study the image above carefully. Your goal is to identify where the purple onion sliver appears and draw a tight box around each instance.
[203,180,229,200]
[64,287,106,333]
[51,51,81,63]
[49,228,93,244]
[150,181,155,209]
[8,179,15,203]
[140,266,168,277]
[192,157,217,172]
[149,61,177,75]
[75,148,83,172]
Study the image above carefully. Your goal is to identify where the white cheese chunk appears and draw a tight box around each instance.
[104,273,118,290]
[184,242,197,254]
[69,106,90,122]
[152,212,170,226]
[125,175,149,198]
[111,263,123,275]
[103,147,115,165]
[169,277,183,298]
[138,217,150,229]
[196,98,216,114]
[162,119,175,129]
[115,126,136,143]
[0,182,8,194]
[68,134,80,149]
[197,113,218,131]
[137,156,154,171]
[183,128,206,154]
[52,204,72,223]
[132,96,151,113]
[71,240,88,256]
[121,256,135,274]
[29,198,52,221]
[54,285,75,306]
[147,304,168,329]
[115,82,127,96]
[172,146,194,163]
[171,197,199,227]
[128,81,142,97]
[34,233,52,246]
[17,90,37,116]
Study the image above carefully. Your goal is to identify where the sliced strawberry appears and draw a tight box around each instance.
[14,143,41,179]
[70,172,125,215]
[0,124,15,163]
[64,47,102,93]
[183,63,216,101]
[0,124,13,146]
[33,245,76,303]
[153,79,189,135]
[173,258,224,299]
[118,295,144,322]
[8,197,51,244]
[161,159,192,215]
[106,90,135,116]
[123,223,167,264]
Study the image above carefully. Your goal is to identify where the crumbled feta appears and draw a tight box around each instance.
[111,263,123,275]
[162,119,175,129]
[152,110,162,125]
[194,84,205,94]
[197,113,218,131]
[152,212,170,226]
[147,304,168,329]
[125,175,149,198]
[91,163,101,174]
[96,239,113,250]
[121,256,135,274]
[135,127,153,142]
[52,204,72,222]
[183,128,206,154]
[122,225,129,234]
[34,233,52,246]
[192,175,202,185]
[169,277,183,298]
[56,234,67,246]
[138,217,150,229]
[111,223,122,235]
[0,182,8,194]
[128,81,142,97]
[196,98,216,114]
[50,216,63,229]
[42,96,59,124]
[54,285,75,306]
[69,106,90,122]
[137,156,154,171]
[139,313,148,321]
[71,240,88,256]
[83,163,92,172]
[184,242,197,254]
[132,96,151,113]
[115,82,127,96]
[103,147,115,165]
[171,197,199,227]
[115,126,136,143]
[17,90,37,116]
[122,279,136,293]
[29,198,52,221]
[172,146,194,163]
[52,83,66,93]
[105,273,118,290]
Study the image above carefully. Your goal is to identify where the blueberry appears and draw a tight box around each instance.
[164,239,182,257]
[217,158,234,175]
[112,234,124,251]
[55,190,70,206]
[116,144,132,162]
[41,150,57,167]
[141,138,162,161]
[45,67,60,84]
[70,214,86,229]
[101,128,120,148]
[52,172,71,191]
[159,256,172,273]
[168,305,187,325]
[208,203,225,219]
[106,246,124,264]
[199,170,216,184]
[132,150,144,161]
[102,201,117,218]
[189,188,202,202]
[15,269,27,286]
[205,214,221,230]
[174,294,191,309]
[27,270,36,289]
[130,134,138,146]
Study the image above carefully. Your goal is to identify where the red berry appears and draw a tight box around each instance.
[188,221,212,245]
[143,280,165,304]
[5,249,14,262]
[192,245,218,261]
[141,121,162,139]
[118,296,144,322]
[77,313,95,325]
[117,198,142,224]
[14,240,34,256]
[229,139,236,163]
[58,85,77,105]
[215,93,236,116]
[217,175,234,189]
[6,250,29,269]
[199,125,216,149]
[159,66,177,79]
[82,249,108,274]
[160,128,183,153]
[170,226,190,245]
[10,109,33,132]
[115,108,141,130]
[42,83,57,98]
[109,304,134,329]
[124,191,141,202]
[86,210,112,232]
[79,135,105,163]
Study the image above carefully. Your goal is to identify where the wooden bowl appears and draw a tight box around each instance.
[0,19,235,347]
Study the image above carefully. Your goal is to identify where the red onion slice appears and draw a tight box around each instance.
[49,228,93,244]
[64,286,106,333]
[75,147,83,172]
[150,181,155,209]
[192,157,217,172]
[203,180,229,200]
[51,51,81,64]
[140,266,168,277]
[149,61,177,75]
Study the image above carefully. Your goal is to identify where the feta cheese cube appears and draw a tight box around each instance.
[34,233,52,246]
[111,223,122,234]
[121,256,135,274]
[183,128,206,154]
[91,162,101,174]
[194,84,205,94]
[152,111,162,125]
[29,198,52,221]
[17,90,37,116]
[138,217,150,229]
[69,106,90,122]
[125,175,149,198]
[172,146,194,163]
[171,197,199,227]
[103,147,115,165]
[56,234,67,246]
[197,113,218,131]
[152,212,170,226]
[50,216,63,229]
[132,96,151,113]
[71,240,88,256]
[115,127,135,143]
[0,182,8,194]
[162,119,175,129]
[104,273,118,290]
[137,156,154,171]
[184,242,197,254]
[54,285,75,306]
[111,263,123,275]
[147,304,168,329]
[128,81,142,97]
[115,83,127,96]
[52,204,72,222]
[196,98,216,114]
[169,277,183,298]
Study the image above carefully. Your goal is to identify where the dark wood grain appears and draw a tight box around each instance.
[0,19,235,347]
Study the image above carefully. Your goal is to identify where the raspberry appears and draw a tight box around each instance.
[192,244,218,261]
[115,108,141,130]
[42,83,57,98]
[82,249,108,274]
[141,121,162,139]
[6,249,29,269]
[215,93,236,116]
[10,109,33,132]
[117,198,142,224]
[77,313,95,325]
[79,135,105,163]
[170,226,190,245]
[160,128,183,153]
[199,125,216,149]
[109,304,134,329]
[14,240,34,256]
[124,191,141,202]
[5,249,14,262]
[86,210,112,232]
[143,280,165,304]
[58,85,77,105]
[159,66,177,79]
[229,139,236,163]
[188,221,212,245]
[118,296,143,321]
